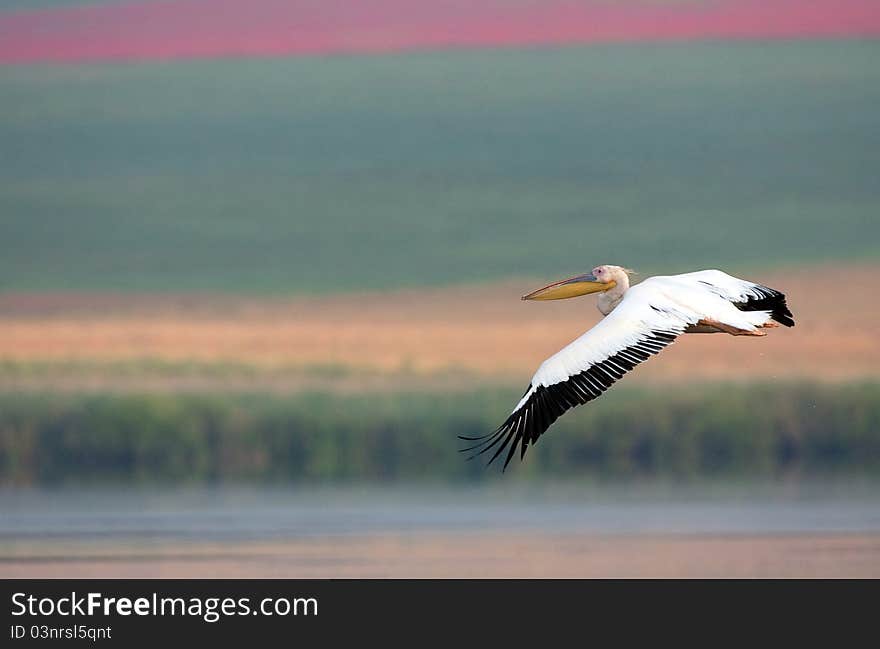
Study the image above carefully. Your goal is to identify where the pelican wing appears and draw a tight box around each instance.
[664,269,795,327]
[461,282,702,470]
[461,269,794,471]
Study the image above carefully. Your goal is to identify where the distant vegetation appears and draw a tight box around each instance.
[1,382,877,484]
[2,40,879,293]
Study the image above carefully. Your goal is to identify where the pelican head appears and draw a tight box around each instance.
[522,265,631,301]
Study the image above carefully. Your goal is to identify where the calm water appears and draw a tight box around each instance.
[2,480,880,544]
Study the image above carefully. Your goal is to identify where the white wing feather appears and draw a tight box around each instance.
[519,280,698,409]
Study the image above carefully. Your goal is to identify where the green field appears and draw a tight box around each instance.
[2,383,878,483]
[2,40,879,293]
[0,0,115,10]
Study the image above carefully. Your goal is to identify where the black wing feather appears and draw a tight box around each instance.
[460,330,680,471]
[734,284,795,327]
[698,280,795,327]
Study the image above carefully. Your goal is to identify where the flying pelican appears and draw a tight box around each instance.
[460,266,795,470]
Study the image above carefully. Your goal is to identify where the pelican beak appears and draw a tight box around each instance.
[521,273,615,300]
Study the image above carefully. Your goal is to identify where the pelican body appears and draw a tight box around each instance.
[461,265,795,470]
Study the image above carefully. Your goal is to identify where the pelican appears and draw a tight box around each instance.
[460,266,795,470]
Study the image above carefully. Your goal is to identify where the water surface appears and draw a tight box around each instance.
[3,480,879,544]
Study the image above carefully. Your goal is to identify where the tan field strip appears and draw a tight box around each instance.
[1,264,878,391]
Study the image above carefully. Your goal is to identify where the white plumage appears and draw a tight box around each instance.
[461,266,794,470]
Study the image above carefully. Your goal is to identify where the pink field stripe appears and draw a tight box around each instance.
[1,0,879,64]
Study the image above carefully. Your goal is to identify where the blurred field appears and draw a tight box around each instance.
[2,41,879,294]
[1,264,877,393]
[3,0,879,64]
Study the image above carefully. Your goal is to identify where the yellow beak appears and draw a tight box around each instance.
[521,273,615,300]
